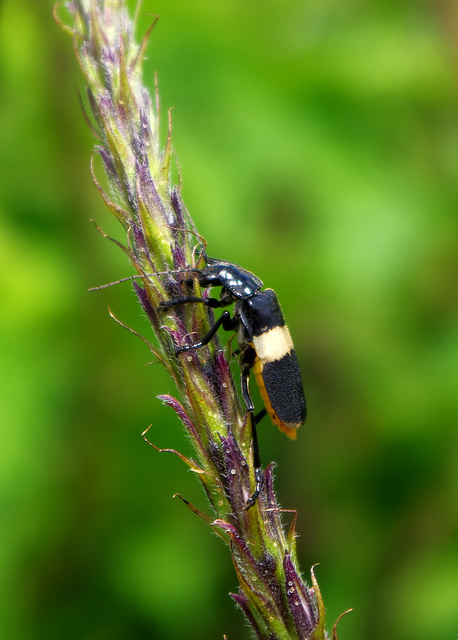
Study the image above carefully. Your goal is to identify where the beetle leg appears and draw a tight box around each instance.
[241,368,263,509]
[159,296,222,309]
[175,310,236,354]
[255,408,267,424]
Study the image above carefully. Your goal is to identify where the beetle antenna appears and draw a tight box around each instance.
[88,268,201,291]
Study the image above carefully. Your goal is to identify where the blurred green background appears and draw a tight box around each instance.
[1,0,457,638]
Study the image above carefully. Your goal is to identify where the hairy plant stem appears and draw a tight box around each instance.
[56,1,336,637]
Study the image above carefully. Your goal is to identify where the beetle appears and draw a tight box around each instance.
[160,256,307,507]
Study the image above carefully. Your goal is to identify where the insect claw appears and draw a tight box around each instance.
[245,468,264,510]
